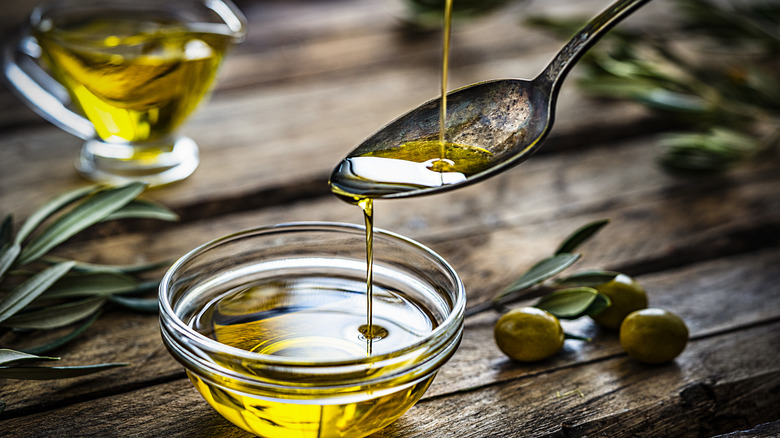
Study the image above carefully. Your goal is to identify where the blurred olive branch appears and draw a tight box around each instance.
[0,183,177,413]
[526,0,780,175]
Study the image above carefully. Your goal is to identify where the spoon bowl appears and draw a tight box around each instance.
[335,78,552,199]
[330,0,651,200]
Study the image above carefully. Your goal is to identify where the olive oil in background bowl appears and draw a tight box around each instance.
[36,17,233,144]
[5,0,246,186]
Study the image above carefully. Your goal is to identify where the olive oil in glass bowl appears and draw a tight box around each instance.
[159,222,465,438]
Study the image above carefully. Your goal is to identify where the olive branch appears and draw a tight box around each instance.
[465,219,618,326]
[0,183,177,413]
[526,0,780,174]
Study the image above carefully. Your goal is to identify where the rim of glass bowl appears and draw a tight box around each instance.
[159,221,466,370]
[31,0,248,42]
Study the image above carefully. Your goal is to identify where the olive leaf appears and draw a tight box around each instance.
[583,292,611,317]
[637,88,710,113]
[17,183,146,266]
[24,311,102,355]
[555,270,619,287]
[0,216,20,279]
[0,349,59,366]
[0,296,106,330]
[109,295,159,313]
[564,333,593,342]
[0,261,76,323]
[577,76,659,101]
[41,272,140,299]
[658,128,765,174]
[555,219,609,255]
[104,199,180,222]
[14,185,99,246]
[534,287,611,320]
[42,257,172,275]
[0,362,129,380]
[495,253,581,302]
[0,243,20,280]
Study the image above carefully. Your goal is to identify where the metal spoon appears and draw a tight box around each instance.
[330,0,652,200]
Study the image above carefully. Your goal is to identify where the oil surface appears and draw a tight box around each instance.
[190,274,436,359]
[37,15,232,143]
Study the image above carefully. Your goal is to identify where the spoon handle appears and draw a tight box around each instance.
[538,0,652,92]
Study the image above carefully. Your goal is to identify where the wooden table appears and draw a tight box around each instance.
[1,0,779,436]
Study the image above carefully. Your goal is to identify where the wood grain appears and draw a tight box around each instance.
[1,0,778,436]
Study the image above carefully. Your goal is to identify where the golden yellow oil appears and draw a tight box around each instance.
[439,0,453,157]
[356,197,380,351]
[188,373,432,438]
[36,15,232,143]
[188,274,439,437]
[329,139,493,200]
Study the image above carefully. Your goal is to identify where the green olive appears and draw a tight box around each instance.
[494,307,564,362]
[590,274,648,330]
[620,308,689,364]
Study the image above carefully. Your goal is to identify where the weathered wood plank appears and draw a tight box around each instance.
[0,69,659,220]
[1,315,777,437]
[8,124,780,267]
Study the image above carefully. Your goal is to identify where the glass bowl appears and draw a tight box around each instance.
[159,222,465,437]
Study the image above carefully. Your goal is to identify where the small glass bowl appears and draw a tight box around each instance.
[159,222,465,438]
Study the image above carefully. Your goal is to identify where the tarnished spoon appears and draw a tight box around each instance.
[330,0,652,200]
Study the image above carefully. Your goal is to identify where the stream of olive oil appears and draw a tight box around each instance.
[328,0,495,200]
[350,0,453,351]
[439,0,452,160]
[333,0,459,349]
